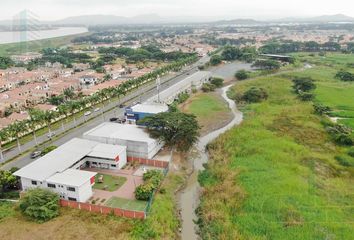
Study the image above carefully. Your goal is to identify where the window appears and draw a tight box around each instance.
[68,197,77,202]
[67,187,76,192]
[47,183,56,188]
[111,164,117,168]
[31,180,37,185]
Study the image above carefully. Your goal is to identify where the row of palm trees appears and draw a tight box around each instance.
[0,55,198,160]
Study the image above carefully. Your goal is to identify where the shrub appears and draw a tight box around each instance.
[335,155,353,167]
[135,182,155,201]
[326,124,353,146]
[298,92,314,101]
[242,87,268,103]
[210,77,224,88]
[313,103,331,115]
[335,70,354,82]
[201,83,216,92]
[348,148,354,158]
[235,69,250,80]
[41,145,57,156]
[292,77,316,93]
[19,188,60,222]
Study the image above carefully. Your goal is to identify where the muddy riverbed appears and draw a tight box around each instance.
[178,85,243,239]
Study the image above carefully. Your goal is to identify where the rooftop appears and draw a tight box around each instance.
[129,103,168,114]
[14,138,125,181]
[83,122,156,144]
[46,169,96,187]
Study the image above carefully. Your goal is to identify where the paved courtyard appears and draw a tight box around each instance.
[85,168,144,201]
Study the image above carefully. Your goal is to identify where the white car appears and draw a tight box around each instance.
[94,108,100,112]
[47,132,56,138]
[84,111,92,116]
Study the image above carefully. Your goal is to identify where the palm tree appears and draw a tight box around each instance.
[42,110,58,136]
[68,101,80,126]
[8,121,26,152]
[58,104,69,130]
[28,109,43,146]
[0,128,8,160]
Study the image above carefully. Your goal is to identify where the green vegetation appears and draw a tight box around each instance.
[201,82,216,92]
[0,57,14,69]
[252,59,281,70]
[93,174,127,192]
[197,64,354,239]
[105,197,147,211]
[235,69,251,80]
[135,170,163,201]
[19,188,60,223]
[0,202,16,221]
[41,145,58,156]
[335,70,354,82]
[139,111,200,152]
[210,77,224,88]
[209,55,223,66]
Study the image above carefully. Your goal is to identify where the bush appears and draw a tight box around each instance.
[210,77,224,88]
[335,155,354,167]
[313,103,331,115]
[143,170,163,185]
[298,92,314,101]
[326,124,353,146]
[335,70,354,81]
[135,182,155,201]
[292,77,316,93]
[19,188,60,222]
[242,87,268,103]
[235,69,250,80]
[348,148,354,158]
[201,83,216,92]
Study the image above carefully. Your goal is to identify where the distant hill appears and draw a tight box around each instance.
[276,14,354,23]
[211,18,263,25]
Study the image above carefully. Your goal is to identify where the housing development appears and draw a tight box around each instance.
[0,1,354,240]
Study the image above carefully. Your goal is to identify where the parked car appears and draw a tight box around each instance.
[110,117,118,122]
[47,132,56,138]
[84,111,92,116]
[116,118,126,124]
[94,107,100,112]
[30,151,42,159]
[118,104,125,108]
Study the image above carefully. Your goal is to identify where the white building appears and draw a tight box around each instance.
[125,103,169,124]
[14,138,127,202]
[83,122,163,159]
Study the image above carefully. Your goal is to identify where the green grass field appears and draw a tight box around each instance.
[197,69,354,239]
[93,174,127,192]
[182,92,232,135]
[105,197,147,211]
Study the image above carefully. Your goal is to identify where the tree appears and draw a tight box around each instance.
[138,112,200,152]
[0,170,18,192]
[210,77,224,88]
[28,109,44,145]
[221,46,242,61]
[201,83,216,92]
[235,69,250,80]
[313,103,331,115]
[135,182,155,201]
[42,110,58,136]
[335,70,354,82]
[292,77,316,93]
[19,188,60,222]
[0,129,8,160]
[7,121,26,152]
[252,59,281,70]
[209,55,223,66]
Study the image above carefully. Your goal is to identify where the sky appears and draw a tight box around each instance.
[1,0,354,21]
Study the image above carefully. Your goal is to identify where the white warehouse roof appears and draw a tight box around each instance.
[47,169,96,187]
[83,122,156,144]
[14,138,125,181]
[87,144,126,159]
[130,103,168,114]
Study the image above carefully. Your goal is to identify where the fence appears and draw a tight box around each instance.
[127,156,169,168]
[60,199,146,219]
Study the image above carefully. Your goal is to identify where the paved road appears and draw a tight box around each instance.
[2,56,210,170]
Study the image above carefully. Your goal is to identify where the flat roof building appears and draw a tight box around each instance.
[83,122,163,159]
[125,103,168,124]
[14,138,128,202]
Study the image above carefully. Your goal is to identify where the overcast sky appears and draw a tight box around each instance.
[1,0,353,20]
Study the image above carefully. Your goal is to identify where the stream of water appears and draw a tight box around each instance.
[179,85,243,239]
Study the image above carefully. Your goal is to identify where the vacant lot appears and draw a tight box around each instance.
[198,71,354,239]
[181,91,233,135]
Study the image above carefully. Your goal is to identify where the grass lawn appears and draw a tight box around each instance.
[93,174,127,192]
[105,197,147,211]
[197,69,354,239]
[182,92,232,135]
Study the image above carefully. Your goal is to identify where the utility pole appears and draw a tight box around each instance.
[156,76,161,103]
